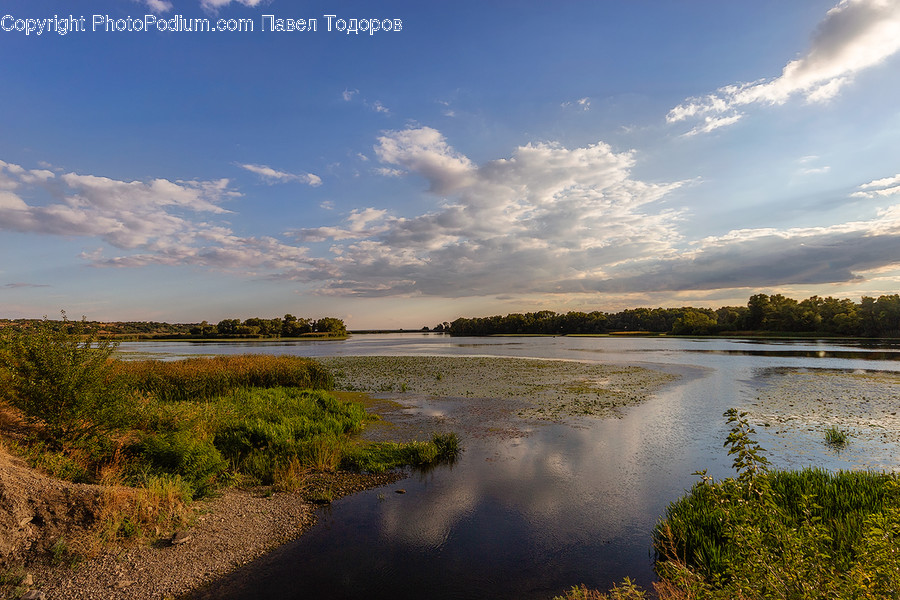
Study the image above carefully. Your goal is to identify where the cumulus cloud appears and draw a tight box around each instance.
[268,128,900,298]
[276,127,687,297]
[669,0,900,134]
[0,160,317,273]
[239,163,322,186]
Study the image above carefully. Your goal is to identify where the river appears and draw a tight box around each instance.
[119,335,900,599]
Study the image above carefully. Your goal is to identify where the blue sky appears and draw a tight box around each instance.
[1,0,899,329]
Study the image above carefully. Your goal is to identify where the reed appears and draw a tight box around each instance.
[115,354,334,403]
[825,425,849,447]
[651,414,900,599]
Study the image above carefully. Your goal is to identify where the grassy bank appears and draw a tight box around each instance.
[0,318,459,552]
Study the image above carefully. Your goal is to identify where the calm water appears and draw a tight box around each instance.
[120,335,900,599]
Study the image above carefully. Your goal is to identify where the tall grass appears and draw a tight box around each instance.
[115,354,333,403]
[651,410,900,599]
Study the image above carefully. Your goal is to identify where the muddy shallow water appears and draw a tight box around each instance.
[125,335,900,599]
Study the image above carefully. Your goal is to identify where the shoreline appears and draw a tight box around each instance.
[12,472,402,600]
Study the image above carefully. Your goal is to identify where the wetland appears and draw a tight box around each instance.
[119,334,900,599]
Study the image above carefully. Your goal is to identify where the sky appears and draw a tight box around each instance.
[1,0,899,329]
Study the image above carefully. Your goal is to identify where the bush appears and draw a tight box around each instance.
[0,314,134,445]
[132,430,227,495]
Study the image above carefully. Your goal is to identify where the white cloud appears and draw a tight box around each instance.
[375,167,405,177]
[372,101,390,114]
[144,0,173,13]
[293,208,390,242]
[278,127,686,297]
[801,166,831,175]
[269,128,900,298]
[0,160,320,274]
[200,0,265,11]
[562,97,591,111]
[239,163,322,186]
[852,173,900,198]
[860,173,900,189]
[342,89,359,102]
[374,127,475,194]
[669,0,900,134]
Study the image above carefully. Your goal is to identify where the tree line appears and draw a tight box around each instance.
[447,294,900,338]
[0,314,348,339]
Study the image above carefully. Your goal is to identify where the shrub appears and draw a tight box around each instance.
[131,430,227,495]
[0,314,135,445]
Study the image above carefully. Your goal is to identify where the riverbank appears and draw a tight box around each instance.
[0,448,400,600]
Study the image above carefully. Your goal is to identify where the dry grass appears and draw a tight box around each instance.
[115,354,334,403]
[97,475,195,544]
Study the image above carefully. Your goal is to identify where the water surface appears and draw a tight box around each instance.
[128,335,900,599]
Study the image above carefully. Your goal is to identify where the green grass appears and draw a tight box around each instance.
[825,425,850,447]
[649,411,900,599]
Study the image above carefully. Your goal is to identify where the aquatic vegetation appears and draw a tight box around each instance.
[651,410,900,599]
[825,425,850,447]
[319,356,676,421]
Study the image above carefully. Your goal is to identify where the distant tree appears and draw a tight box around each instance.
[746,294,772,330]
[282,314,313,337]
[216,319,241,336]
[314,317,347,336]
[672,310,718,335]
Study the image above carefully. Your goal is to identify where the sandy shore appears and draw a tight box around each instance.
[13,472,399,600]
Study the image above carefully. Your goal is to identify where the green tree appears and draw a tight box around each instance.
[314,317,347,336]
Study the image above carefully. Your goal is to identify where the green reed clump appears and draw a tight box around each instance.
[116,354,333,403]
[131,430,227,496]
[210,388,371,484]
[652,409,900,599]
[342,432,461,474]
[825,425,850,447]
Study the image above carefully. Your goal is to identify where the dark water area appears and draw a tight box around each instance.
[121,336,900,599]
